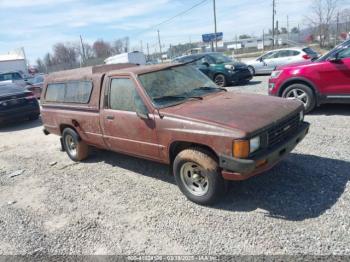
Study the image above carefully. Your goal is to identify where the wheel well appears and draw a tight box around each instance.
[59,124,77,135]
[279,79,317,98]
[169,141,218,164]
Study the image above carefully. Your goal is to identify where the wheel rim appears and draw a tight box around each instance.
[214,75,225,87]
[180,162,209,196]
[65,134,77,157]
[248,67,254,75]
[285,88,309,107]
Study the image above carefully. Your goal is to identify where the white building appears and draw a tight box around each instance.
[0,49,28,75]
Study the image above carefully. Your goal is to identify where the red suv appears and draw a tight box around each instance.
[269,39,350,112]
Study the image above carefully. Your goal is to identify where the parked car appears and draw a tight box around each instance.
[173,52,252,87]
[269,39,350,112]
[0,83,40,124]
[0,71,28,87]
[25,73,45,99]
[246,47,319,75]
[41,63,309,205]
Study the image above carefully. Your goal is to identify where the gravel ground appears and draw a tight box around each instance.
[0,75,349,255]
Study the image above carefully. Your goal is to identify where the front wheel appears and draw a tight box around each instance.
[173,148,225,205]
[248,66,255,76]
[282,84,316,113]
[214,74,227,87]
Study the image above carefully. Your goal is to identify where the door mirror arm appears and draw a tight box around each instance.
[136,110,150,120]
[135,96,150,120]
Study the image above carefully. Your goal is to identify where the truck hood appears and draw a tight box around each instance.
[159,92,302,135]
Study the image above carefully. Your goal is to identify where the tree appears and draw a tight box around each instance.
[51,42,78,69]
[43,53,53,68]
[307,0,338,47]
[291,27,300,34]
[239,34,251,39]
[281,27,288,34]
[36,58,46,73]
[92,39,113,58]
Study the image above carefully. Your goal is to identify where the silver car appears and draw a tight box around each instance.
[246,47,319,75]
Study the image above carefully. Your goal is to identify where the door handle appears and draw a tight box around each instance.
[106,115,115,120]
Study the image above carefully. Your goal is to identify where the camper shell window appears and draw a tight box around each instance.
[45,81,93,103]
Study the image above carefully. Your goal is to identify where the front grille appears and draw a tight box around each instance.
[267,113,300,148]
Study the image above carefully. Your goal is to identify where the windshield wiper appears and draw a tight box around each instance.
[193,86,227,92]
[153,95,187,101]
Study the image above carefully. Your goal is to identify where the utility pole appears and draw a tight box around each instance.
[272,0,276,48]
[80,35,86,66]
[335,12,340,46]
[147,43,150,62]
[287,15,289,40]
[157,29,163,63]
[276,20,279,47]
[213,0,218,51]
[262,29,265,50]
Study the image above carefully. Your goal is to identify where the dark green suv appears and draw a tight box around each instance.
[173,52,252,87]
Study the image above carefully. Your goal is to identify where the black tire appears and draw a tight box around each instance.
[248,66,255,76]
[62,128,89,161]
[282,83,316,113]
[173,148,225,205]
[214,74,227,87]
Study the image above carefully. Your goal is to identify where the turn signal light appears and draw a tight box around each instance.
[233,140,250,158]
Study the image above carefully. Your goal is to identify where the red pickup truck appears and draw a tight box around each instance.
[41,63,309,205]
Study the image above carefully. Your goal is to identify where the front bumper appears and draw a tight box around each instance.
[228,68,253,83]
[219,122,310,181]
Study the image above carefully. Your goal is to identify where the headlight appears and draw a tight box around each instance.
[299,111,304,121]
[250,136,261,153]
[270,70,283,79]
[233,136,261,158]
[225,65,235,70]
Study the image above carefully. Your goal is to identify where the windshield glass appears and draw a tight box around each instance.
[138,65,223,108]
[317,41,349,61]
[208,53,233,64]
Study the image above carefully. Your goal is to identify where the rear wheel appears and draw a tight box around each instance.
[282,84,316,113]
[62,128,89,161]
[173,148,225,205]
[214,74,227,87]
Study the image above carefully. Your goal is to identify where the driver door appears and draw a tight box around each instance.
[256,51,278,74]
[318,46,350,95]
[101,77,160,160]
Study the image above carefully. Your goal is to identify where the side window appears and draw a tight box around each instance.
[277,50,292,58]
[2,73,12,81]
[291,51,300,56]
[338,47,350,59]
[12,73,22,80]
[109,78,140,112]
[46,83,65,102]
[45,81,92,103]
[261,52,275,60]
[65,81,92,103]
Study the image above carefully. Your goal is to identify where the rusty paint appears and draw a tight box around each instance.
[41,64,305,180]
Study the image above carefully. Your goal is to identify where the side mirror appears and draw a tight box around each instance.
[258,57,263,62]
[202,62,209,67]
[135,95,150,120]
[328,53,341,63]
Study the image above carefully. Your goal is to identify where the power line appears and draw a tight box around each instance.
[136,0,209,35]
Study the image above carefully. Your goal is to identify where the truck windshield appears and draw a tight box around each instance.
[138,65,224,108]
